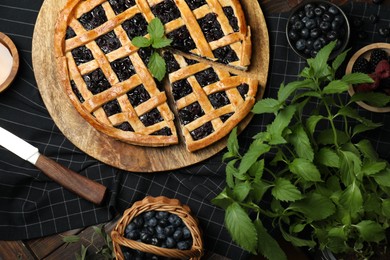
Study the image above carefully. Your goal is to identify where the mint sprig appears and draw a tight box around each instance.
[132,18,172,81]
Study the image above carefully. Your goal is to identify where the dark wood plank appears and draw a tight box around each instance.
[0,240,35,260]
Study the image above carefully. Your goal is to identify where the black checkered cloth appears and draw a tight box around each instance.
[0,1,389,259]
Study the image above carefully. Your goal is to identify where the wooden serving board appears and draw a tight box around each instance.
[31,0,269,172]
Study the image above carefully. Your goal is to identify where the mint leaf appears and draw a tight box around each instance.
[289,158,322,182]
[340,182,363,218]
[271,178,302,202]
[226,127,239,158]
[148,52,166,81]
[342,72,373,85]
[361,161,387,176]
[267,105,296,144]
[353,123,381,137]
[339,150,362,186]
[226,159,239,187]
[289,124,314,161]
[338,106,381,127]
[248,159,264,180]
[316,147,340,168]
[332,48,349,71]
[311,41,336,78]
[225,202,258,254]
[354,220,385,243]
[251,181,271,203]
[277,79,315,103]
[212,188,233,210]
[152,37,172,49]
[322,80,349,95]
[63,235,81,243]
[373,168,390,187]
[291,192,336,221]
[252,98,281,114]
[306,115,325,135]
[132,36,151,48]
[148,18,164,39]
[281,229,316,248]
[254,219,287,260]
[317,129,349,146]
[238,140,270,175]
[350,91,390,107]
[382,199,390,217]
[233,181,251,202]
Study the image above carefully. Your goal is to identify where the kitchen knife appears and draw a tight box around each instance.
[0,126,107,205]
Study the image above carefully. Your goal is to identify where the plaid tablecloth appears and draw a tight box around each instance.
[0,1,389,259]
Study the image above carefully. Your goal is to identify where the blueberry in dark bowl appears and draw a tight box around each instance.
[286,0,350,60]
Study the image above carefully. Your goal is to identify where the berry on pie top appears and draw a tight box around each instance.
[54,0,256,151]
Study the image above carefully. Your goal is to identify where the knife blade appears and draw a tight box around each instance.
[0,126,107,205]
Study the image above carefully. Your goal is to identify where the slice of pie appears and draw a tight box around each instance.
[163,51,257,152]
[54,0,256,151]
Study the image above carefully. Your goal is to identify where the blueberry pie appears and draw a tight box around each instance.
[163,51,257,152]
[55,0,256,151]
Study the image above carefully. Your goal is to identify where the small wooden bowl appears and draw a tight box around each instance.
[111,196,203,260]
[345,42,390,113]
[0,32,19,93]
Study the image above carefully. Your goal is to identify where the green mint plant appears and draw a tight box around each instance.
[132,18,172,81]
[212,41,390,259]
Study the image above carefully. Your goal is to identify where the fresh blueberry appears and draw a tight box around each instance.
[146,217,157,227]
[143,211,156,220]
[305,18,316,29]
[328,6,339,15]
[177,241,191,250]
[310,28,320,38]
[379,27,390,37]
[164,225,175,236]
[295,39,306,51]
[156,211,169,220]
[326,31,338,41]
[319,21,331,31]
[126,229,140,240]
[293,20,304,30]
[301,28,309,39]
[313,39,323,50]
[322,12,334,22]
[314,7,323,16]
[133,216,144,227]
[166,237,176,248]
[288,29,299,41]
[173,229,183,241]
[182,227,191,239]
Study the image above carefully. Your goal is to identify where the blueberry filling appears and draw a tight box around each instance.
[115,122,134,131]
[108,0,136,15]
[223,6,239,32]
[78,5,107,30]
[194,68,219,87]
[184,57,198,65]
[163,52,180,73]
[184,0,207,10]
[103,100,121,116]
[190,121,214,140]
[70,80,84,103]
[198,13,224,42]
[65,27,76,39]
[127,85,151,107]
[140,108,163,126]
[71,45,94,65]
[208,91,230,109]
[122,13,148,40]
[167,26,196,52]
[83,69,111,95]
[171,79,193,100]
[151,127,172,136]
[96,31,121,54]
[213,45,239,64]
[237,83,249,99]
[220,113,233,122]
[179,102,204,125]
[138,47,153,65]
[110,57,136,82]
[151,0,181,24]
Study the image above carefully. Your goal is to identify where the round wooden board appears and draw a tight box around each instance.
[32,0,269,172]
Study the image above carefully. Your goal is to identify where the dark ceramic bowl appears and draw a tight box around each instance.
[286,0,350,60]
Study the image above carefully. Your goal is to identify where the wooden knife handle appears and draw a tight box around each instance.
[35,154,107,205]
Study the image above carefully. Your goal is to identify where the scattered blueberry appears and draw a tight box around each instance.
[378,27,390,38]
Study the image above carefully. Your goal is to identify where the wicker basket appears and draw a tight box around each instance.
[111,196,203,259]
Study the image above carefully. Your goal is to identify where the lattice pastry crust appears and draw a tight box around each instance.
[54,0,256,151]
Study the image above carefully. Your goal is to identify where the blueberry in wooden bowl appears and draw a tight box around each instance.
[345,42,390,113]
[111,196,203,260]
[286,0,350,60]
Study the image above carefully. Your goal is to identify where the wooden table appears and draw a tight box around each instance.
[1,0,389,259]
